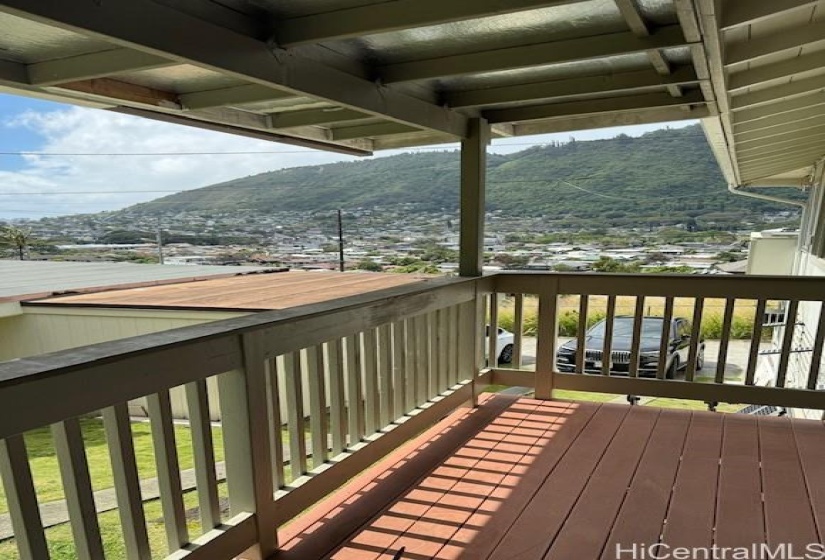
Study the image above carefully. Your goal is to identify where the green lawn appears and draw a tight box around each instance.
[0,418,224,515]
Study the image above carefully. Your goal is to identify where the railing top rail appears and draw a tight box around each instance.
[0,276,477,389]
[495,272,825,300]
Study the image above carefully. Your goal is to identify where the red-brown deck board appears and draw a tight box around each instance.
[273,396,825,560]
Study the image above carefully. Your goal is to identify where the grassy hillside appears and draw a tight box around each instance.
[129,125,801,228]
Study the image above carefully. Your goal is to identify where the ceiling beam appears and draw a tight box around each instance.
[731,74,825,111]
[112,106,372,156]
[483,91,705,123]
[57,78,181,109]
[273,0,587,47]
[738,147,825,167]
[179,84,294,110]
[0,58,29,86]
[726,20,825,66]
[738,128,825,151]
[613,0,682,97]
[0,0,468,138]
[379,24,689,83]
[28,48,174,86]
[734,95,825,123]
[738,138,825,161]
[736,120,825,143]
[721,0,818,29]
[445,66,699,108]
[270,108,369,129]
[511,104,712,136]
[728,52,825,91]
[331,122,419,141]
[734,106,825,135]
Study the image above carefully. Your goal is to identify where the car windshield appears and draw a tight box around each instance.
[587,317,667,338]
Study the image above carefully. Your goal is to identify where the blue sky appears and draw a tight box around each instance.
[0,92,699,219]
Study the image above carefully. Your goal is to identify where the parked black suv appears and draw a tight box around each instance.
[555,316,705,378]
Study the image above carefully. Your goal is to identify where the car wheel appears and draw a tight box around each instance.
[498,344,514,365]
[696,347,705,371]
[666,356,679,379]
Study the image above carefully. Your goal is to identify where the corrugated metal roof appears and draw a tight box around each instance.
[29,271,432,311]
[0,260,270,301]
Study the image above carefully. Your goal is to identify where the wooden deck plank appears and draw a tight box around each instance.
[600,409,691,559]
[436,401,599,560]
[715,414,765,548]
[661,411,723,549]
[545,406,660,560]
[792,418,825,542]
[272,394,515,560]
[759,416,819,548]
[486,403,630,560]
[392,400,575,560]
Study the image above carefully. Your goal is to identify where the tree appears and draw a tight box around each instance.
[356,259,383,272]
[1,225,32,260]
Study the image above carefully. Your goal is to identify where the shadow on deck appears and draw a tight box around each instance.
[273,394,825,560]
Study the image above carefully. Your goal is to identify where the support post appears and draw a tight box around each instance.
[459,118,489,277]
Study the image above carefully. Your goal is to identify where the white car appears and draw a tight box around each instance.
[486,325,515,364]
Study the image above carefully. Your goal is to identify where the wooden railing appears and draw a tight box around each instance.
[2,271,825,559]
[488,273,825,410]
[0,276,490,560]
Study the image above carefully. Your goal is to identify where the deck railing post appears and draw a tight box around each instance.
[535,276,560,400]
[459,117,489,278]
[218,331,278,559]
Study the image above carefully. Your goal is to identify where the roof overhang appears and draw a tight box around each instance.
[0,0,717,156]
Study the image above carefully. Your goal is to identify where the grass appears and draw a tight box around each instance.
[0,484,229,560]
[0,417,225,515]
[497,294,774,340]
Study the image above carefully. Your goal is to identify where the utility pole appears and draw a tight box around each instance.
[156,219,165,265]
[337,209,345,272]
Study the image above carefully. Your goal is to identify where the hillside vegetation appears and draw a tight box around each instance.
[130,125,802,229]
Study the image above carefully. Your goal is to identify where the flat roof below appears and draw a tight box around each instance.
[30,271,433,311]
[0,260,270,302]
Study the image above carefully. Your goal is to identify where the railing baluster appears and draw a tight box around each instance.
[716,299,736,384]
[391,321,406,418]
[344,335,364,445]
[603,295,617,376]
[284,351,307,478]
[437,308,449,391]
[746,299,767,386]
[513,293,524,369]
[777,300,800,388]
[807,303,825,390]
[266,358,286,488]
[377,324,393,426]
[404,319,419,411]
[657,297,674,379]
[488,293,499,367]
[0,435,49,560]
[307,344,328,469]
[146,390,189,552]
[426,311,439,398]
[448,305,459,386]
[51,418,105,560]
[327,339,347,455]
[102,403,151,560]
[685,298,704,382]
[184,379,221,530]
[363,329,380,434]
[415,314,428,406]
[576,295,588,374]
[628,297,645,378]
[535,283,559,400]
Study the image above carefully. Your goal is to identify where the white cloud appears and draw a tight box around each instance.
[0,106,362,217]
[0,103,698,219]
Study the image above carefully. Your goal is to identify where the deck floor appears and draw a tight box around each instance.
[274,395,825,560]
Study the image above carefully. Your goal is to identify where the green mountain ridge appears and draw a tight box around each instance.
[129,125,801,229]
